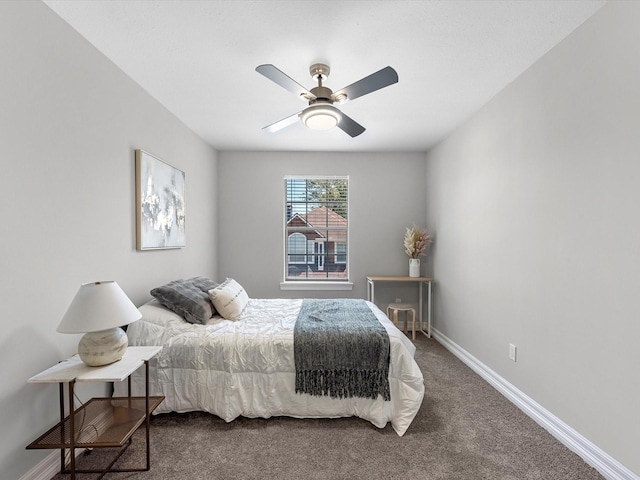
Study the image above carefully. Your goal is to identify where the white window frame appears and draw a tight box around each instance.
[281,175,353,291]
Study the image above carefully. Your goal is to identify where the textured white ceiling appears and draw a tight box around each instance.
[43,0,605,152]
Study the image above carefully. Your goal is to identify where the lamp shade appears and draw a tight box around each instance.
[57,281,141,334]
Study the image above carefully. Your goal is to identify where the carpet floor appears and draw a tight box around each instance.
[51,335,603,479]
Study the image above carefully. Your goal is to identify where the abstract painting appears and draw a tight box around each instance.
[135,149,185,250]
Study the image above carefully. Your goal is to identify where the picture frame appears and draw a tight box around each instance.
[135,149,186,250]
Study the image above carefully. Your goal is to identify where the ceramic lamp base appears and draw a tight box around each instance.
[78,327,128,366]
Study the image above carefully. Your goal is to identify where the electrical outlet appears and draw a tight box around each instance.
[509,344,517,362]
[395,298,402,303]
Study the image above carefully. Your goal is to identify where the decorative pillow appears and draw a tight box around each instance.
[208,278,249,320]
[187,276,220,317]
[187,276,219,295]
[151,277,218,324]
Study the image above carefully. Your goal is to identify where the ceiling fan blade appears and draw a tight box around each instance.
[333,66,398,103]
[337,112,366,138]
[262,111,301,133]
[256,64,315,101]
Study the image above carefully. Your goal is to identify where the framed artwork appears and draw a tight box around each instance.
[135,149,186,250]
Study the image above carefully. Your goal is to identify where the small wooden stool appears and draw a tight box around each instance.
[386,303,417,340]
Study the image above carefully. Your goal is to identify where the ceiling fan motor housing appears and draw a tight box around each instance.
[309,86,334,104]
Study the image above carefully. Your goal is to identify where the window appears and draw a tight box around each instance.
[287,233,314,264]
[284,176,348,282]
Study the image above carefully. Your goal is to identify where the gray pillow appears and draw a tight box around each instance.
[151,277,219,324]
[188,276,219,316]
[187,276,219,293]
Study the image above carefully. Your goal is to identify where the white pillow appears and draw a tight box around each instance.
[208,278,249,320]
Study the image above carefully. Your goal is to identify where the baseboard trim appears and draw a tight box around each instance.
[19,451,60,480]
[19,448,88,480]
[432,328,638,480]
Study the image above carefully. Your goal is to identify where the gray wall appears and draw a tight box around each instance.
[5,0,637,478]
[425,2,640,475]
[217,151,427,305]
[1,2,218,478]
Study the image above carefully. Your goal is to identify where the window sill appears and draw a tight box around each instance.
[280,281,354,291]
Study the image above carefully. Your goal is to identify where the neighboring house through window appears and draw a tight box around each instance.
[284,176,348,281]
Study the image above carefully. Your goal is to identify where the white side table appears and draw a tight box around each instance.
[26,346,163,480]
[367,276,433,337]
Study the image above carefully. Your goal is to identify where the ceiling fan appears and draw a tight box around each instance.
[256,63,398,138]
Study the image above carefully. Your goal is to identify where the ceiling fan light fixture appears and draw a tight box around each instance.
[300,104,341,131]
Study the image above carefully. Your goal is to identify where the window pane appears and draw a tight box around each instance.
[285,177,348,281]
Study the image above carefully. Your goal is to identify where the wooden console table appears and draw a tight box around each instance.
[26,346,164,479]
[366,276,433,337]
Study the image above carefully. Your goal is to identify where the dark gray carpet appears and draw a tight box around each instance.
[51,336,603,479]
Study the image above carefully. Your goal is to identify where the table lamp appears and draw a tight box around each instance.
[57,281,142,367]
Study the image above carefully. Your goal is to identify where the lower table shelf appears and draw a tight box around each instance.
[26,348,163,479]
[27,396,164,450]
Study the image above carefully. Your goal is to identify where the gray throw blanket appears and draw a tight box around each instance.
[294,299,391,401]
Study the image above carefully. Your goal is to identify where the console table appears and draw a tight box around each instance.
[366,276,433,337]
[26,346,164,480]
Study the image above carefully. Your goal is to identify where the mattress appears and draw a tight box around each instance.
[114,298,424,436]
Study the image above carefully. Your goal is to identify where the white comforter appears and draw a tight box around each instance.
[114,298,424,436]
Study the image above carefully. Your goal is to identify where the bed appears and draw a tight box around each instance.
[114,283,424,436]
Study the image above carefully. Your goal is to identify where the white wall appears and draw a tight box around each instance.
[217,151,427,304]
[0,2,218,478]
[425,1,640,475]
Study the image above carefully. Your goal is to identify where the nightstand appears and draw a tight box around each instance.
[26,346,164,479]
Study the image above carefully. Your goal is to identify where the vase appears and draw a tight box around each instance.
[409,258,420,277]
